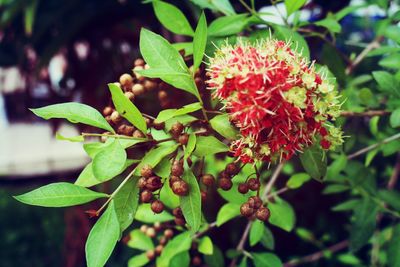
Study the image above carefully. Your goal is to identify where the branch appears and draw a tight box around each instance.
[388,153,400,190]
[340,110,390,117]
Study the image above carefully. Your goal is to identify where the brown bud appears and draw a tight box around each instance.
[132,83,145,95]
[133,129,146,138]
[256,207,271,222]
[159,236,168,245]
[151,200,164,214]
[103,106,113,116]
[134,58,145,67]
[201,191,207,202]
[171,179,189,196]
[174,217,186,226]
[171,160,184,176]
[146,250,155,260]
[238,183,249,194]
[248,196,263,209]
[144,80,158,91]
[240,202,254,217]
[247,178,260,191]
[140,225,148,233]
[145,117,152,127]
[153,120,165,130]
[170,122,184,137]
[117,124,134,136]
[158,90,168,102]
[178,133,189,145]
[138,177,147,189]
[140,164,153,178]
[192,256,202,266]
[218,178,233,191]
[124,91,135,101]
[172,207,183,218]
[225,163,239,176]
[169,175,180,187]
[155,245,163,256]
[201,174,215,187]
[119,73,133,87]
[140,190,153,203]
[146,227,156,238]
[164,229,174,239]
[153,222,162,231]
[220,171,231,179]
[145,176,163,191]
[110,111,122,124]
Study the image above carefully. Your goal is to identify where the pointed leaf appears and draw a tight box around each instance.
[193,12,207,71]
[198,236,213,255]
[209,114,238,140]
[268,199,296,232]
[134,144,179,176]
[250,221,265,246]
[127,229,154,251]
[299,145,327,181]
[128,253,150,267]
[157,232,192,267]
[92,139,127,181]
[252,253,282,267]
[114,177,140,232]
[180,169,202,233]
[216,203,241,226]
[193,136,229,157]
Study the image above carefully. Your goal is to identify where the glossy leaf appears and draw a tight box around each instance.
[372,71,399,95]
[252,253,282,267]
[208,14,248,37]
[14,182,107,207]
[314,17,341,33]
[216,203,241,226]
[172,42,193,56]
[170,251,190,267]
[134,144,179,176]
[108,83,147,133]
[157,232,192,267]
[135,204,174,223]
[198,236,213,255]
[154,102,202,123]
[299,145,327,181]
[153,1,194,36]
[193,136,229,157]
[250,221,265,246]
[85,201,120,267]
[184,133,196,160]
[286,173,311,189]
[190,0,235,16]
[209,114,238,140]
[55,132,84,142]
[285,0,306,16]
[114,177,140,232]
[128,253,149,267]
[204,245,225,267]
[193,12,207,71]
[390,108,400,128]
[92,139,127,181]
[30,102,114,132]
[268,199,296,232]
[127,229,154,251]
[180,169,202,233]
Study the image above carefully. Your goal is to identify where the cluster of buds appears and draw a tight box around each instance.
[207,39,344,163]
[217,163,240,191]
[139,165,164,213]
[240,196,270,222]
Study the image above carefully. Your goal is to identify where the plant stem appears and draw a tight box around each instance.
[82,132,149,141]
[340,110,390,117]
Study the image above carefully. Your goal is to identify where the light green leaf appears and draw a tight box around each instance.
[135,204,174,223]
[327,154,348,180]
[250,221,265,246]
[128,253,150,267]
[157,232,192,267]
[108,83,147,133]
[184,133,197,160]
[209,114,238,140]
[30,102,114,133]
[268,199,296,232]
[331,199,361,212]
[323,184,349,194]
[216,202,241,226]
[14,182,107,207]
[165,114,198,131]
[92,139,127,181]
[153,0,194,36]
[260,226,275,250]
[285,0,306,16]
[199,236,213,255]
[170,251,190,267]
[55,132,84,142]
[252,253,282,267]
[204,245,225,267]
[372,71,399,95]
[286,173,311,189]
[390,108,400,128]
[193,136,229,157]
[193,12,207,71]
[127,229,154,251]
[314,17,341,33]
[172,42,193,56]
[385,25,400,44]
[85,201,120,267]
[208,14,248,37]
[299,145,327,181]
[155,102,202,123]
[379,53,400,69]
[160,177,180,209]
[134,144,179,176]
[388,224,400,267]
[190,0,235,16]
[180,169,202,233]
[114,177,140,232]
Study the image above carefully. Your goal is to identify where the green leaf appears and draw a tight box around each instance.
[322,184,349,194]
[153,1,194,36]
[198,236,213,255]
[157,232,192,267]
[388,224,400,267]
[128,253,150,267]
[114,177,140,232]
[379,53,400,69]
[108,83,147,133]
[372,71,399,95]
[252,253,282,267]
[85,201,120,267]
[55,132,84,142]
[139,28,200,99]
[30,102,114,133]
[274,25,310,60]
[172,42,193,56]
[209,114,238,140]
[127,229,154,251]
[14,182,107,207]
[378,190,400,211]
[180,169,202,233]
[260,226,275,250]
[160,175,180,209]
[193,12,207,71]
[155,102,202,123]
[331,199,361,212]
[385,25,400,44]
[170,251,190,267]
[135,204,174,223]
[208,14,248,37]
[327,154,348,180]
[193,136,229,157]
[24,0,37,35]
[216,202,241,226]
[92,139,127,181]
[190,0,235,16]
[250,221,265,246]
[268,199,296,232]
[204,245,225,267]
[349,198,379,251]
[299,145,327,181]
[134,144,179,176]
[314,17,341,33]
[284,0,306,16]
[165,114,198,131]
[184,133,197,160]
[390,108,400,128]
[286,173,311,189]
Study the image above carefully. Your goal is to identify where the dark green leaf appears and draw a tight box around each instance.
[198,236,213,255]
[268,198,296,232]
[193,136,229,157]
[379,53,400,69]
[92,139,127,181]
[204,245,225,267]
[388,224,400,267]
[180,169,202,233]
[30,102,114,133]
[127,229,154,251]
[209,114,239,140]
[372,71,399,95]
[390,108,400,128]
[299,145,327,181]
[134,144,179,176]
[260,226,275,250]
[193,12,207,71]
[14,182,107,207]
[216,203,241,226]
[322,184,349,194]
[108,83,147,133]
[135,204,174,223]
[286,173,311,189]
[85,201,120,267]
[190,0,235,16]
[331,199,361,212]
[153,1,194,36]
[250,221,264,246]
[128,253,150,267]
[252,253,282,267]
[114,177,140,232]
[285,0,306,16]
[327,154,347,180]
[314,17,341,33]
[378,190,400,211]
[170,251,190,267]
[157,232,192,267]
[208,14,248,37]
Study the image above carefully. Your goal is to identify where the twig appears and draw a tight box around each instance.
[262,162,285,199]
[193,221,217,239]
[82,132,149,141]
[340,110,390,117]
[388,153,400,190]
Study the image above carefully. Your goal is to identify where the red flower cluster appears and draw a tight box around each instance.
[207,39,343,163]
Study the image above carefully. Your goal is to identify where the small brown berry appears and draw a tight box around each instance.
[146,227,156,238]
[248,196,263,209]
[158,90,168,101]
[133,129,146,138]
[201,191,207,202]
[169,175,180,187]
[103,106,113,116]
[225,163,239,176]
[159,236,168,245]
[132,83,145,95]
[220,171,231,179]
[117,124,134,136]
[140,164,153,178]
[171,179,189,196]
[178,133,189,145]
[174,217,186,226]
[155,245,163,256]
[247,178,260,191]
[145,176,163,191]
[219,178,233,191]
[124,91,135,101]
[256,207,271,222]
[154,222,162,231]
[140,225,148,233]
[151,200,164,214]
[164,229,174,239]
[192,256,202,266]
[134,58,145,67]
[144,80,158,91]
[201,174,215,187]
[140,190,153,203]
[153,120,165,130]
[172,207,183,218]
[171,160,184,176]
[240,202,254,217]
[238,183,249,194]
[138,177,147,189]
[146,250,155,260]
[119,73,133,87]
[110,111,122,124]
[170,122,184,137]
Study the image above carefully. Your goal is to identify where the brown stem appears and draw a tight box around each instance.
[340,110,390,117]
[388,153,400,190]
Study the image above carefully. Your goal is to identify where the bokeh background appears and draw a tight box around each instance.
[0,0,398,266]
